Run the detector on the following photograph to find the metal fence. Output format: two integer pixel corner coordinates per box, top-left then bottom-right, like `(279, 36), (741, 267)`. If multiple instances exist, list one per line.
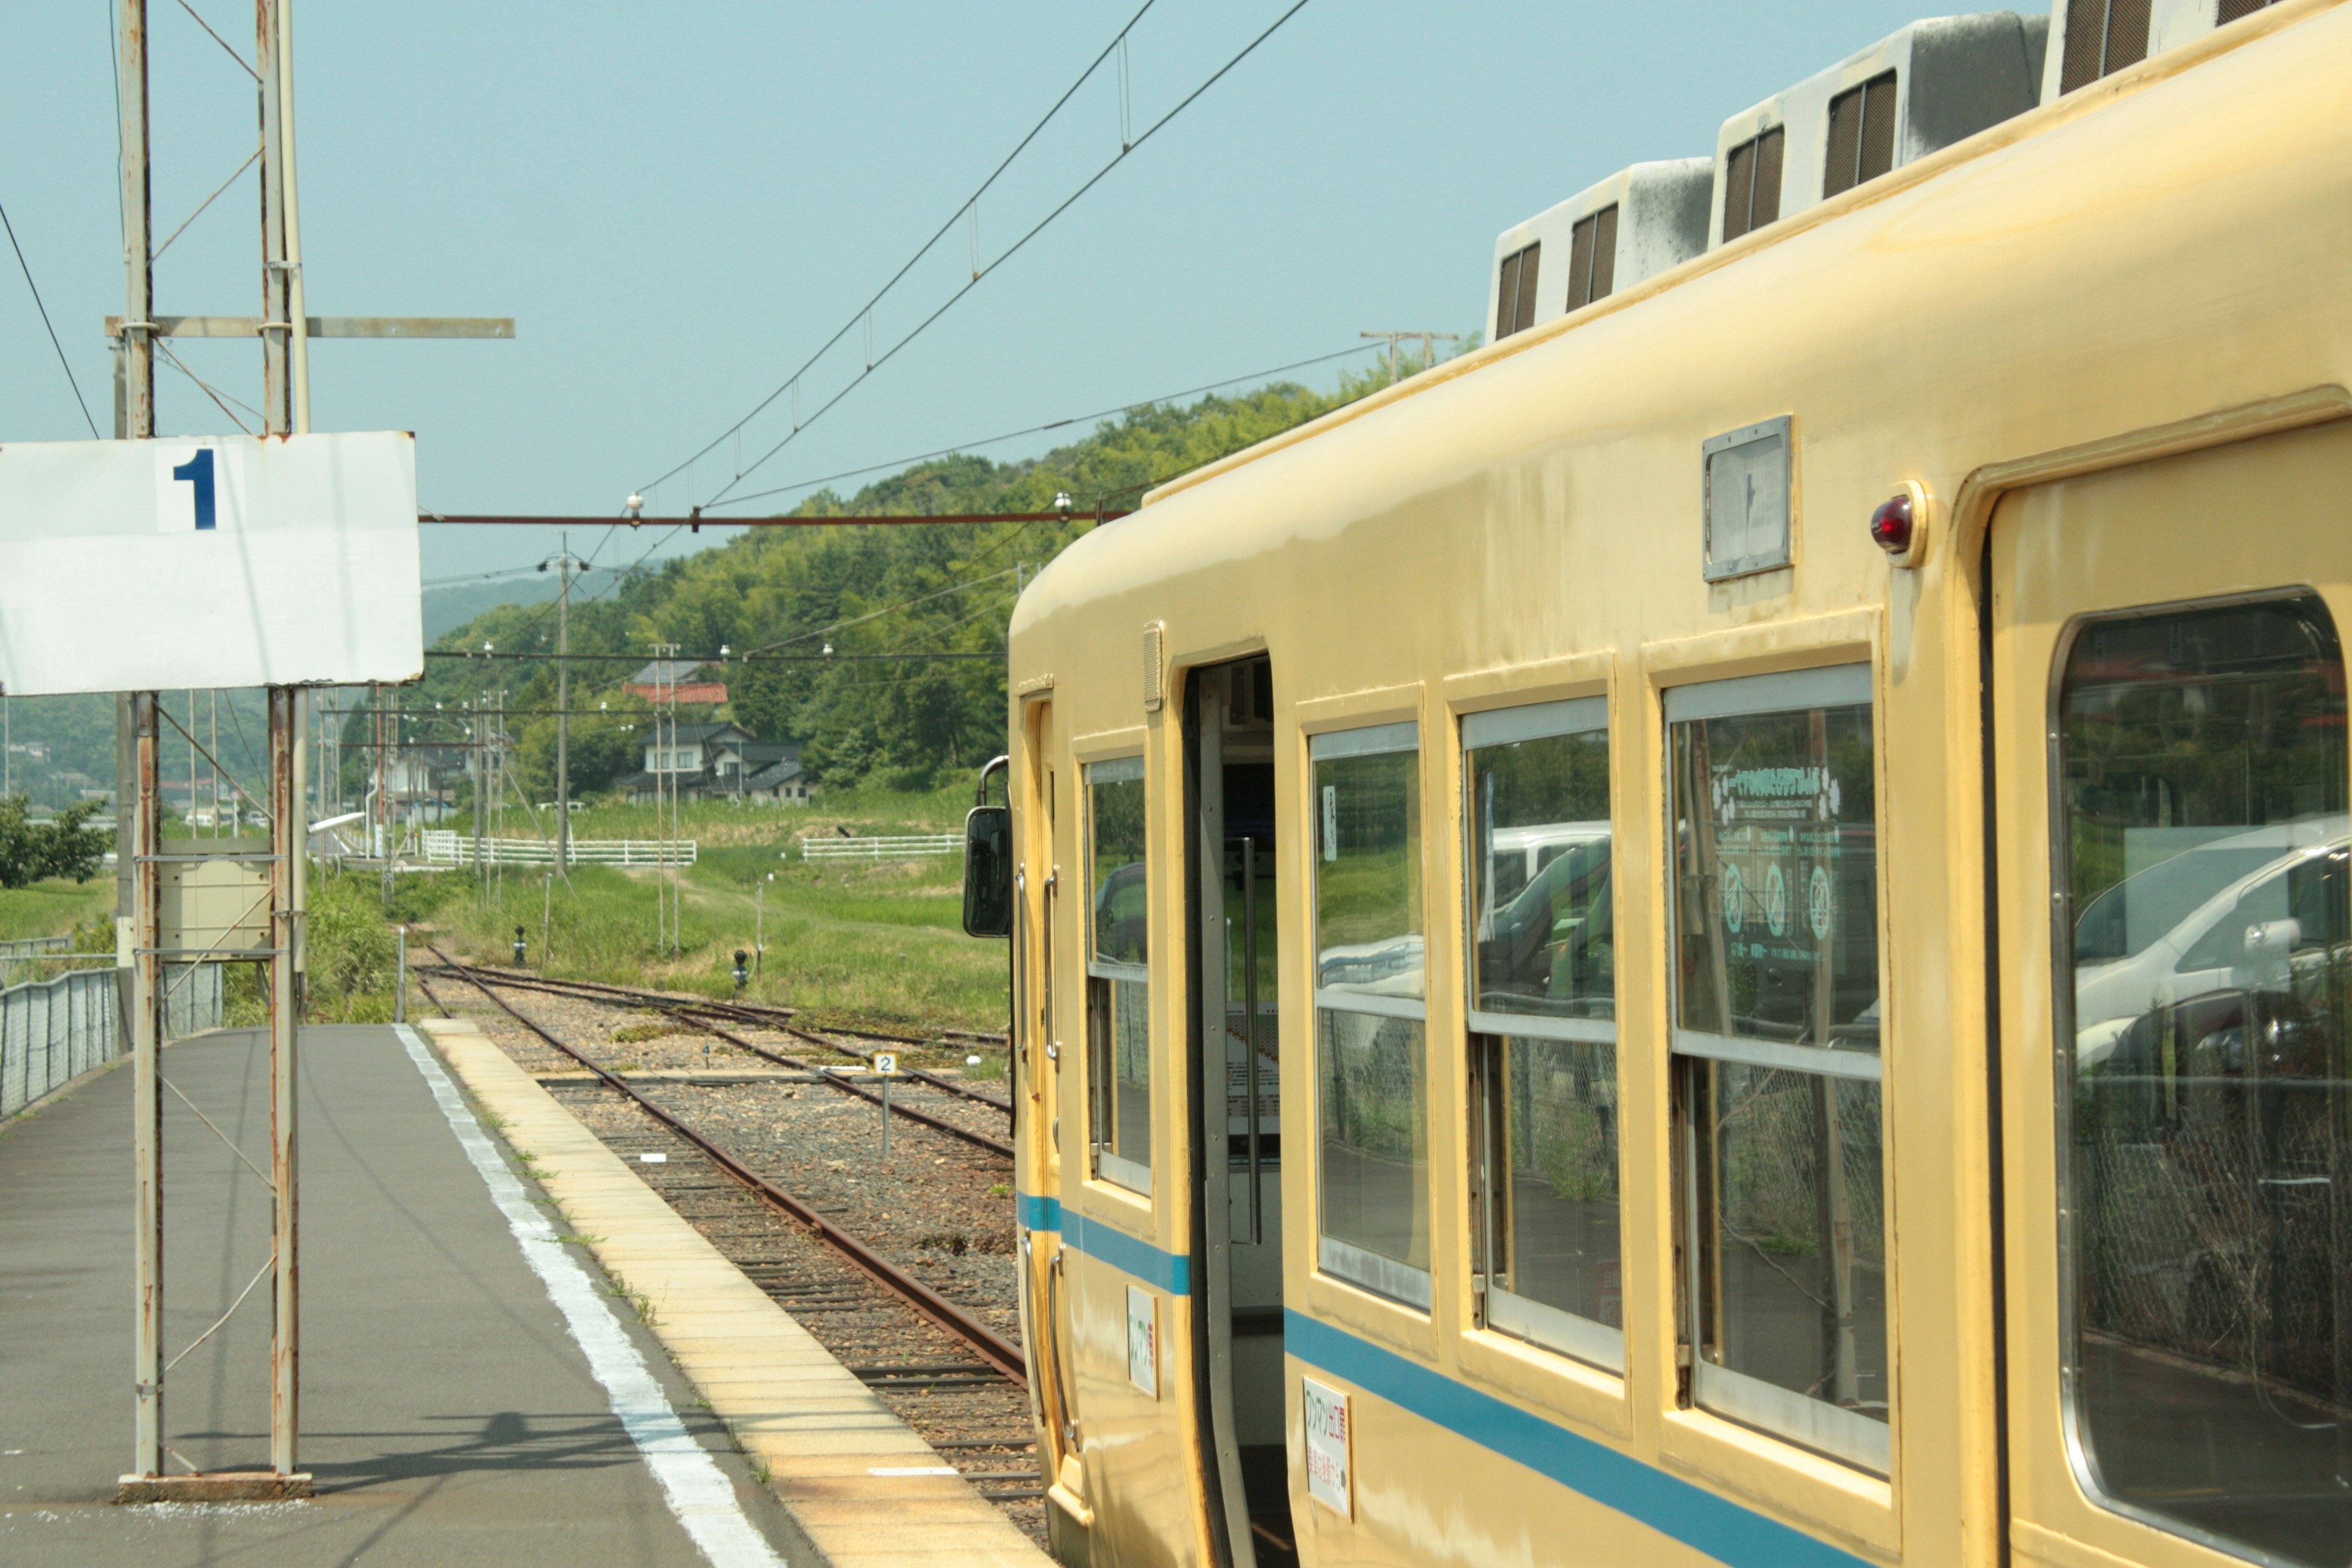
(0, 936), (72, 986)
(800, 834), (962, 862)
(0, 964), (225, 1118)
(419, 831), (697, 867)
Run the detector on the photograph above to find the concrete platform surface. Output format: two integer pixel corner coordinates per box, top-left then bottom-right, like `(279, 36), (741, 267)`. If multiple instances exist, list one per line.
(426, 1017), (1052, 1568)
(0, 1024), (801, 1567)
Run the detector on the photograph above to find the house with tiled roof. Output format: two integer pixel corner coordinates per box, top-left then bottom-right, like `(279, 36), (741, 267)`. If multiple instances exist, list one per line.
(611, 722), (812, 805)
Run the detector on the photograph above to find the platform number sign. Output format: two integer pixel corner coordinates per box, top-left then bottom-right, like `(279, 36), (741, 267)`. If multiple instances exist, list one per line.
(170, 448), (217, 530)
(873, 1052), (899, 1076)
(1302, 1376), (1353, 1517)
(1126, 1286), (1157, 1398)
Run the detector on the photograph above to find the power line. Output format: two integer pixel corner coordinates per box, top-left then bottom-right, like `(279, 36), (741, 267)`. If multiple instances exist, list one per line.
(0, 198), (98, 439)
(639, 0), (1159, 502)
(703, 339), (1381, 512)
(655, 0), (1315, 513)
(703, 0), (1314, 510)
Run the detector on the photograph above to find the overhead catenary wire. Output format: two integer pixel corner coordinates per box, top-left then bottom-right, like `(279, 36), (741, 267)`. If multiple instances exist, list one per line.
(0, 197), (99, 439)
(639, 0), (1161, 501)
(701, 0), (1314, 511)
(650, 1), (1314, 513)
(428, 337), (1376, 594)
(703, 339), (1381, 512)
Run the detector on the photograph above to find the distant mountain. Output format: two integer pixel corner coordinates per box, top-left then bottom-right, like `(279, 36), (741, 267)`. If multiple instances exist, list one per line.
(423, 574), (564, 641)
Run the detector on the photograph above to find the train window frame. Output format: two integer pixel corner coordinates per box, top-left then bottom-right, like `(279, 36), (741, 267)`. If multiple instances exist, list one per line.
(2045, 589), (2352, 1566)
(1084, 752), (1153, 1199)
(1461, 696), (1627, 1374)
(1664, 661), (1894, 1477)
(1310, 719), (1434, 1313)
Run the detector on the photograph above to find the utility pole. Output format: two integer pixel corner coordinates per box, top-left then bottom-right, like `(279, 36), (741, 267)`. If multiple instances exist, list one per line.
(540, 538), (588, 884)
(1360, 330), (1461, 386)
(470, 697), (486, 889)
(650, 642), (682, 958)
(116, 0), (160, 1491)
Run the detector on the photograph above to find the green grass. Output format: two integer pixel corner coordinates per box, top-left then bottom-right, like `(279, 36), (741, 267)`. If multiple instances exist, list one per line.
(0, 877), (115, 943)
(411, 786), (1008, 1035)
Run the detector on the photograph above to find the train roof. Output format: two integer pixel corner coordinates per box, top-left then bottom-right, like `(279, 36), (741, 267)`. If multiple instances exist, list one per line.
(1011, 0), (2352, 653)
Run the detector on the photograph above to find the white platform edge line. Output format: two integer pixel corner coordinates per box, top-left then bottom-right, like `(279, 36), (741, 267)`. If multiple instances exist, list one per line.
(394, 1024), (785, 1568)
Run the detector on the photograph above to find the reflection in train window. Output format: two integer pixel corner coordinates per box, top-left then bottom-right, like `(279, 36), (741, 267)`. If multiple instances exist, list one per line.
(1311, 722), (1430, 1310)
(1668, 665), (1888, 1472)
(1087, 756), (1152, 1196)
(1464, 698), (1624, 1370)
(2056, 593), (2352, 1565)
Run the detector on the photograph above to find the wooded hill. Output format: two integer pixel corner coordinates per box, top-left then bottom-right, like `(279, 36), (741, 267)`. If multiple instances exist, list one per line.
(397, 355), (1453, 799)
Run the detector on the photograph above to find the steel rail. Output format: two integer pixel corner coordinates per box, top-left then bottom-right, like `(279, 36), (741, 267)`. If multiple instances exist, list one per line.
(430, 962), (1011, 1159)
(657, 1008), (1014, 1161)
(423, 944), (1027, 1385)
(664, 1000), (1014, 1118)
(424, 963), (1013, 1117)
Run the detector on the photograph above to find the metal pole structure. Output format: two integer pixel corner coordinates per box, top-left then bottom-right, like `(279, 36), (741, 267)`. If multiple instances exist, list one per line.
(471, 698), (484, 887)
(118, 0), (153, 443)
(128, 693), (162, 1483)
(273, 0), (311, 434)
(117, 0), (162, 1490)
(257, 0), (289, 437)
(267, 687), (302, 1480)
(553, 539), (574, 883)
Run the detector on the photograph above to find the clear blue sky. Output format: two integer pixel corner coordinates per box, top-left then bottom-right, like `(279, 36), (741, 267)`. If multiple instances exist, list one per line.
(0, 2), (1981, 592)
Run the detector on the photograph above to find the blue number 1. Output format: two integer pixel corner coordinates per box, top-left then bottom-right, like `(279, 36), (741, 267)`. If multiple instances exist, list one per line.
(172, 448), (216, 531)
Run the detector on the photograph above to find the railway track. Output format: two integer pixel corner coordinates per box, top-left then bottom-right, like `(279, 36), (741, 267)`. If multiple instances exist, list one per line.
(413, 953), (1047, 1536)
(429, 964), (1015, 1119)
(421, 962), (1014, 1158)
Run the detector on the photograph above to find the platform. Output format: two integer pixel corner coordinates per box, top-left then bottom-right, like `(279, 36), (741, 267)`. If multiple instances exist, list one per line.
(0, 1024), (799, 1566)
(424, 1016), (1050, 1568)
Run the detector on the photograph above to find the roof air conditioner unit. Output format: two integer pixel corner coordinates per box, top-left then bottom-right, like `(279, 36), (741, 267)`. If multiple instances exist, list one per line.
(2043, 0), (2283, 100)
(1709, 12), (2049, 249)
(1487, 159), (1713, 343)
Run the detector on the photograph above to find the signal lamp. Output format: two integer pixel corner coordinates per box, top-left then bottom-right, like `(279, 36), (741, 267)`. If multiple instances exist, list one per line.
(1870, 481), (1932, 568)
(1869, 494), (1912, 553)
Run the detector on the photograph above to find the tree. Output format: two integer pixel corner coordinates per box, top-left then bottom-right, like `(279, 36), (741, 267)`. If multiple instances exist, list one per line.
(0, 795), (108, 888)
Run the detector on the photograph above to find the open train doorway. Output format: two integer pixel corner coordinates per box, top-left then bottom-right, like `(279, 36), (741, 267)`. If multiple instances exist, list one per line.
(1188, 655), (1294, 1568)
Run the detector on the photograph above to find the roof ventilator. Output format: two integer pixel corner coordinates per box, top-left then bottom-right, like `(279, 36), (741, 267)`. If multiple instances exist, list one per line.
(1708, 13), (2049, 249)
(1487, 160), (1713, 340)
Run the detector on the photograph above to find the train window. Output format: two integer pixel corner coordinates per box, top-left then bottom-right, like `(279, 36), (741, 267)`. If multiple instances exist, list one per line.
(1463, 698), (1623, 1371)
(1668, 664), (1888, 1473)
(1822, 70), (1898, 199)
(2054, 594), (2352, 1565)
(1087, 755), (1152, 1196)
(1311, 722), (1430, 1310)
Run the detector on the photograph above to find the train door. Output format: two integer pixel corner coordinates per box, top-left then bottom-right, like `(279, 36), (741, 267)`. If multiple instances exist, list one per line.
(1989, 420), (2352, 1568)
(1188, 656), (1295, 1568)
(1022, 695), (1091, 1551)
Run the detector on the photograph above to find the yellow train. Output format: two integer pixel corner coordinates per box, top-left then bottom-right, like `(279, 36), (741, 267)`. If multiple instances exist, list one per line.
(962, 2), (2352, 1563)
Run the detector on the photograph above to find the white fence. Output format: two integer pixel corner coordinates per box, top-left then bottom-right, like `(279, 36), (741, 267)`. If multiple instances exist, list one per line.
(0, 965), (222, 1117)
(799, 833), (962, 862)
(419, 831), (696, 868)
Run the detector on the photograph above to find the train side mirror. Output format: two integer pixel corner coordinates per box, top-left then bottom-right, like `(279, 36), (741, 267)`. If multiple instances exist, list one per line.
(962, 805), (1014, 938)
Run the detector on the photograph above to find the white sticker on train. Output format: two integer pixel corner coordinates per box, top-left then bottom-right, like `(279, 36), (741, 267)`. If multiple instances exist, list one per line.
(1302, 1375), (1352, 1517)
(1126, 1286), (1157, 1398)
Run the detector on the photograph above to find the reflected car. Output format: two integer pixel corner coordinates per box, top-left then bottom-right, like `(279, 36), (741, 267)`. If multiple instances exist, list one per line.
(2073, 815), (2350, 1071)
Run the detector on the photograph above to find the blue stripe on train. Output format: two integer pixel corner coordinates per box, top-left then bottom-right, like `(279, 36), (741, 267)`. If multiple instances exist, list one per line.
(1014, 1191), (1189, 1294)
(1014, 1193), (1872, 1568)
(1283, 1312), (1874, 1568)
